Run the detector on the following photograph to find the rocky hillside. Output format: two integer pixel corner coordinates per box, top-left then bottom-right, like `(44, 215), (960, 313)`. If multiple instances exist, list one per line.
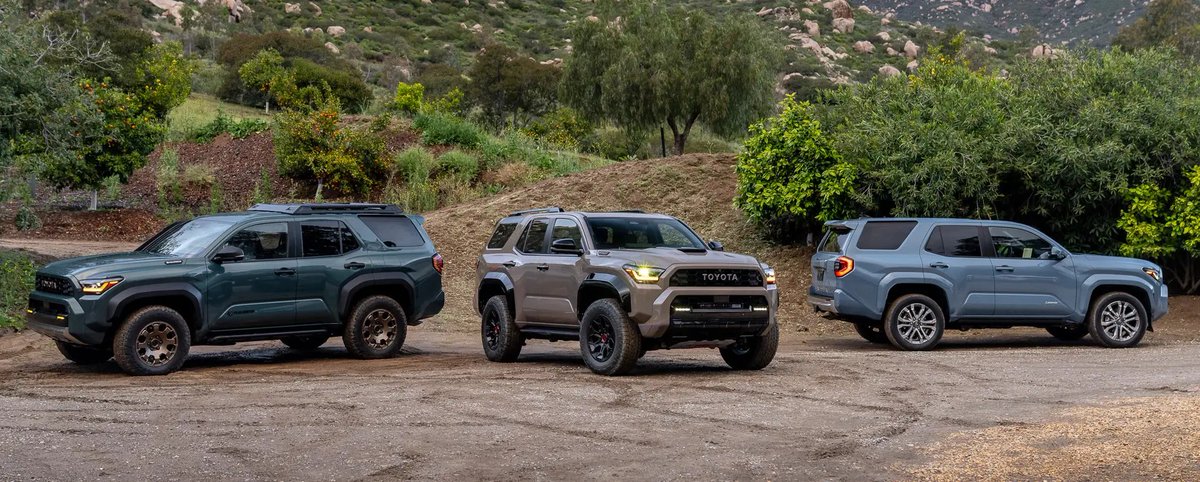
(855, 0), (1148, 45)
(117, 0), (1030, 92)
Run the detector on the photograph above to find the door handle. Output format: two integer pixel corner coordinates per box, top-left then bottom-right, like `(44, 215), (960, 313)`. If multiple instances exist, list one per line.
(536, 264), (549, 271)
(995, 265), (1014, 272)
(344, 262), (366, 270)
(502, 262), (517, 268)
(275, 268), (296, 276)
(929, 262), (949, 269)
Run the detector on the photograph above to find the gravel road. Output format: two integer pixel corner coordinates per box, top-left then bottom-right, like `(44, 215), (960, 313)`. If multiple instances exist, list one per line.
(2, 327), (1198, 481)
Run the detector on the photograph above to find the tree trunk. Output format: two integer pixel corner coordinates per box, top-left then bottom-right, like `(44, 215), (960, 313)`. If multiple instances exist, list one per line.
(314, 179), (324, 201)
(666, 112), (700, 156)
(88, 190), (98, 211)
(265, 98), (270, 115)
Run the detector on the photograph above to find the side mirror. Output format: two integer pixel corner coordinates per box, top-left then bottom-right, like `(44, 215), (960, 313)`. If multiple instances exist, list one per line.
(1048, 247), (1067, 261)
(707, 240), (725, 252)
(212, 245), (245, 264)
(550, 238), (583, 255)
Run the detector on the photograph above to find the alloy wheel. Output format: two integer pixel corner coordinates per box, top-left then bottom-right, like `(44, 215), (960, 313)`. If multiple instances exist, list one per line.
(136, 321), (179, 367)
(483, 309), (501, 350)
(363, 309), (399, 350)
(587, 316), (615, 362)
(896, 303), (937, 345)
(1101, 300), (1141, 342)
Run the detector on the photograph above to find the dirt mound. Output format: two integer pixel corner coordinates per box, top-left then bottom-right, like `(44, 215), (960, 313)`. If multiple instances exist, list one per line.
(422, 153), (830, 333)
(0, 206), (162, 242)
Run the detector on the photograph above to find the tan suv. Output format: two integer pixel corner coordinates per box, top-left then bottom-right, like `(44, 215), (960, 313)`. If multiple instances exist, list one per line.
(474, 207), (779, 375)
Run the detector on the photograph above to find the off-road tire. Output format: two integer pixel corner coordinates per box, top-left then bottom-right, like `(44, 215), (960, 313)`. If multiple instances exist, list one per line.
(112, 306), (191, 376)
(1087, 292), (1148, 348)
(720, 324), (779, 370)
(56, 341), (112, 365)
(343, 296), (407, 359)
(481, 295), (522, 362)
(280, 334), (329, 351)
(853, 321), (889, 344)
(579, 298), (641, 376)
(884, 294), (945, 351)
(1046, 324), (1089, 341)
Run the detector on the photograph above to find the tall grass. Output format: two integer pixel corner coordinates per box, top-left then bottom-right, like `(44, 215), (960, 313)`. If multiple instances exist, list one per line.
(0, 251), (35, 329)
(166, 94), (269, 142)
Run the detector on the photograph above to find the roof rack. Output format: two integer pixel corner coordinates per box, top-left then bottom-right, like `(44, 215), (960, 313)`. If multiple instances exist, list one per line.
(249, 203), (404, 215)
(611, 209), (645, 213)
(508, 207), (565, 216)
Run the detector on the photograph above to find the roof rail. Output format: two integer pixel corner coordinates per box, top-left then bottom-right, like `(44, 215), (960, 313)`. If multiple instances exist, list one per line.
(508, 207), (565, 216)
(611, 209), (646, 213)
(249, 203), (404, 215)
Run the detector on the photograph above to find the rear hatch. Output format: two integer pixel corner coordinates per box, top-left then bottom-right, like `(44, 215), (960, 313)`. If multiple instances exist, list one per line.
(810, 222), (853, 296)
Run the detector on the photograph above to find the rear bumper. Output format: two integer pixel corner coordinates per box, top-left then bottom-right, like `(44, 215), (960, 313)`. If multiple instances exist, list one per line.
(808, 286), (877, 321)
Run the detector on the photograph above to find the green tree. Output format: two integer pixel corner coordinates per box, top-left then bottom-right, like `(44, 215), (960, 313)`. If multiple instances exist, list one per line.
(562, 0), (783, 155)
(735, 96), (858, 242)
(238, 49), (289, 114)
(1119, 166), (1200, 292)
(392, 81), (425, 115)
(274, 95), (387, 198)
(1112, 0), (1200, 51)
(466, 43), (560, 128)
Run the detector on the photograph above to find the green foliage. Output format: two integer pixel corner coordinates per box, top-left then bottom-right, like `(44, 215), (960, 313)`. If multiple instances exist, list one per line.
(413, 111), (486, 148)
(466, 43), (561, 128)
(1113, 0), (1200, 51)
(524, 107), (594, 151)
(252, 166), (275, 204)
(392, 82), (425, 115)
(134, 42), (196, 119)
(209, 181), (224, 214)
(424, 87), (465, 115)
(437, 150), (481, 183)
(735, 96), (857, 241)
(395, 147), (437, 183)
(190, 112), (270, 142)
(562, 0), (783, 154)
(274, 97), (387, 197)
(1119, 166), (1200, 292)
(238, 49), (289, 113)
(156, 148), (182, 209)
(0, 251), (36, 329)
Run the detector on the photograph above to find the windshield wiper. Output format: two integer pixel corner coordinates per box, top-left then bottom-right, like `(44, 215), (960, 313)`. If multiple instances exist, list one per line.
(676, 247), (707, 253)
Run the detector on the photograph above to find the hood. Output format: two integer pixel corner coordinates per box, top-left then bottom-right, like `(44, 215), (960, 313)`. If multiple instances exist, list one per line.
(596, 247), (763, 269)
(1072, 253), (1161, 271)
(39, 251), (170, 279)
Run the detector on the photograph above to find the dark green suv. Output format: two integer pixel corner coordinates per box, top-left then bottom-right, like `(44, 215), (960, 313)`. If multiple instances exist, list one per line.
(25, 203), (445, 375)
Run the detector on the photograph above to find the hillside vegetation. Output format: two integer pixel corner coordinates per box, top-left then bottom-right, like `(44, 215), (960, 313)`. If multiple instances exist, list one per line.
(857, 0), (1148, 45)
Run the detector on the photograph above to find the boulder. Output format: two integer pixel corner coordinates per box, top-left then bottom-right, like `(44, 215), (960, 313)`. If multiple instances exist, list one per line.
(149, 0), (184, 26)
(284, 3), (301, 14)
(853, 40), (874, 53)
(833, 17), (855, 34)
(904, 40), (920, 59)
(1031, 44), (1060, 60)
(308, 2), (321, 16)
(324, 42), (339, 54)
(824, 0), (854, 19)
(327, 25), (346, 37)
(876, 31), (891, 42)
(879, 65), (902, 78)
(804, 20), (820, 37)
(886, 47), (898, 56)
(907, 60), (919, 72)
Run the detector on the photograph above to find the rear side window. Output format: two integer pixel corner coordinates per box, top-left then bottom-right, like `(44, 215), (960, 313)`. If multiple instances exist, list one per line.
(818, 229), (847, 253)
(855, 221), (917, 250)
(926, 225), (982, 257)
(519, 219), (550, 254)
(487, 221), (518, 249)
(359, 216), (424, 248)
(300, 221), (360, 257)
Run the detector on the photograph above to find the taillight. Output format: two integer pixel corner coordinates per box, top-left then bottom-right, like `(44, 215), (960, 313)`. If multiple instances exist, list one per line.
(432, 253), (444, 274)
(834, 256), (854, 277)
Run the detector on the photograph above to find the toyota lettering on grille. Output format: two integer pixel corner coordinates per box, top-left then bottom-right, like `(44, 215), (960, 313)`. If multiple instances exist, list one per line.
(701, 273), (740, 282)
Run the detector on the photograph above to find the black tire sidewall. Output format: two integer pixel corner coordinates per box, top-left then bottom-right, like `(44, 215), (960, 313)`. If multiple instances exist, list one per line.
(112, 306), (191, 376)
(853, 321), (889, 344)
(481, 295), (521, 362)
(720, 323), (780, 370)
(55, 340), (112, 364)
(579, 299), (640, 376)
(1088, 292), (1148, 348)
(1046, 325), (1089, 341)
(884, 294), (945, 351)
(280, 334), (330, 350)
(343, 296), (408, 359)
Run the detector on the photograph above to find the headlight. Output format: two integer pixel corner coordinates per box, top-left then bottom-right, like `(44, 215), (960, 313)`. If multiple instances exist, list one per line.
(623, 264), (664, 284)
(763, 267), (776, 285)
(1143, 267), (1162, 282)
(80, 277), (123, 295)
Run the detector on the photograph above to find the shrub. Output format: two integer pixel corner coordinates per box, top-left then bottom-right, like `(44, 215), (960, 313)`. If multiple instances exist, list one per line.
(183, 164), (216, 188)
(0, 251), (36, 328)
(524, 107), (594, 151)
(413, 111), (485, 148)
(394, 146), (437, 183)
(735, 95), (858, 242)
(437, 150), (480, 182)
(252, 167), (274, 204)
(209, 181), (224, 214)
(424, 87), (464, 115)
(1119, 165), (1200, 293)
(274, 97), (387, 197)
(157, 148), (182, 208)
(392, 81), (425, 115)
(191, 112), (269, 142)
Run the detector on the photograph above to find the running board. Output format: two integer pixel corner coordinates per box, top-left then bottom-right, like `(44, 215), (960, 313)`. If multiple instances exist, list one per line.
(519, 325), (579, 342)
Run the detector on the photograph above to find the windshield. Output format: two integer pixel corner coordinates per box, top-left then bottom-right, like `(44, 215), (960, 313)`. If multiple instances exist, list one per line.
(139, 218), (235, 257)
(586, 217), (706, 250)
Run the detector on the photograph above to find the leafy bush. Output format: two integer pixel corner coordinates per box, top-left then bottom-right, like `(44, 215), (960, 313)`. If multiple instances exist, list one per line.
(191, 112), (269, 142)
(438, 150), (480, 182)
(413, 111), (485, 148)
(1119, 165), (1200, 292)
(424, 87), (465, 115)
(394, 146), (437, 183)
(524, 107), (594, 151)
(156, 148), (182, 208)
(274, 97), (388, 197)
(392, 81), (424, 115)
(0, 251), (36, 329)
(182, 164), (216, 188)
(252, 167), (274, 204)
(735, 95), (858, 242)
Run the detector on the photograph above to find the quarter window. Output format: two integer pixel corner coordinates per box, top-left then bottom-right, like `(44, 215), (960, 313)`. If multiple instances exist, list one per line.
(359, 216), (424, 248)
(487, 221), (518, 249)
(225, 223), (289, 261)
(341, 225), (360, 252)
(818, 229), (847, 253)
(989, 226), (1053, 259)
(856, 221), (917, 250)
(926, 225), (982, 257)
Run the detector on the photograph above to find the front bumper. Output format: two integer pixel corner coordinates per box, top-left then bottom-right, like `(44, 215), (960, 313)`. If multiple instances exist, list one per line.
(632, 285), (778, 340)
(26, 291), (107, 346)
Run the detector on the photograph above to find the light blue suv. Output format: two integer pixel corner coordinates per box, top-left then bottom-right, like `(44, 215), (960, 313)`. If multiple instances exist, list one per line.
(808, 218), (1168, 350)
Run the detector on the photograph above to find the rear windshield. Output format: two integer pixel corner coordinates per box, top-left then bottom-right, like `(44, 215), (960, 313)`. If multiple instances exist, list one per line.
(487, 221), (518, 249)
(818, 228), (848, 253)
(359, 215), (424, 247)
(855, 221), (918, 250)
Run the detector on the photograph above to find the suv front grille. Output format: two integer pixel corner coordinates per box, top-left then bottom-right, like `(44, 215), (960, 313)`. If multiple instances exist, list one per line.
(35, 275), (74, 296)
(669, 269), (763, 287)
